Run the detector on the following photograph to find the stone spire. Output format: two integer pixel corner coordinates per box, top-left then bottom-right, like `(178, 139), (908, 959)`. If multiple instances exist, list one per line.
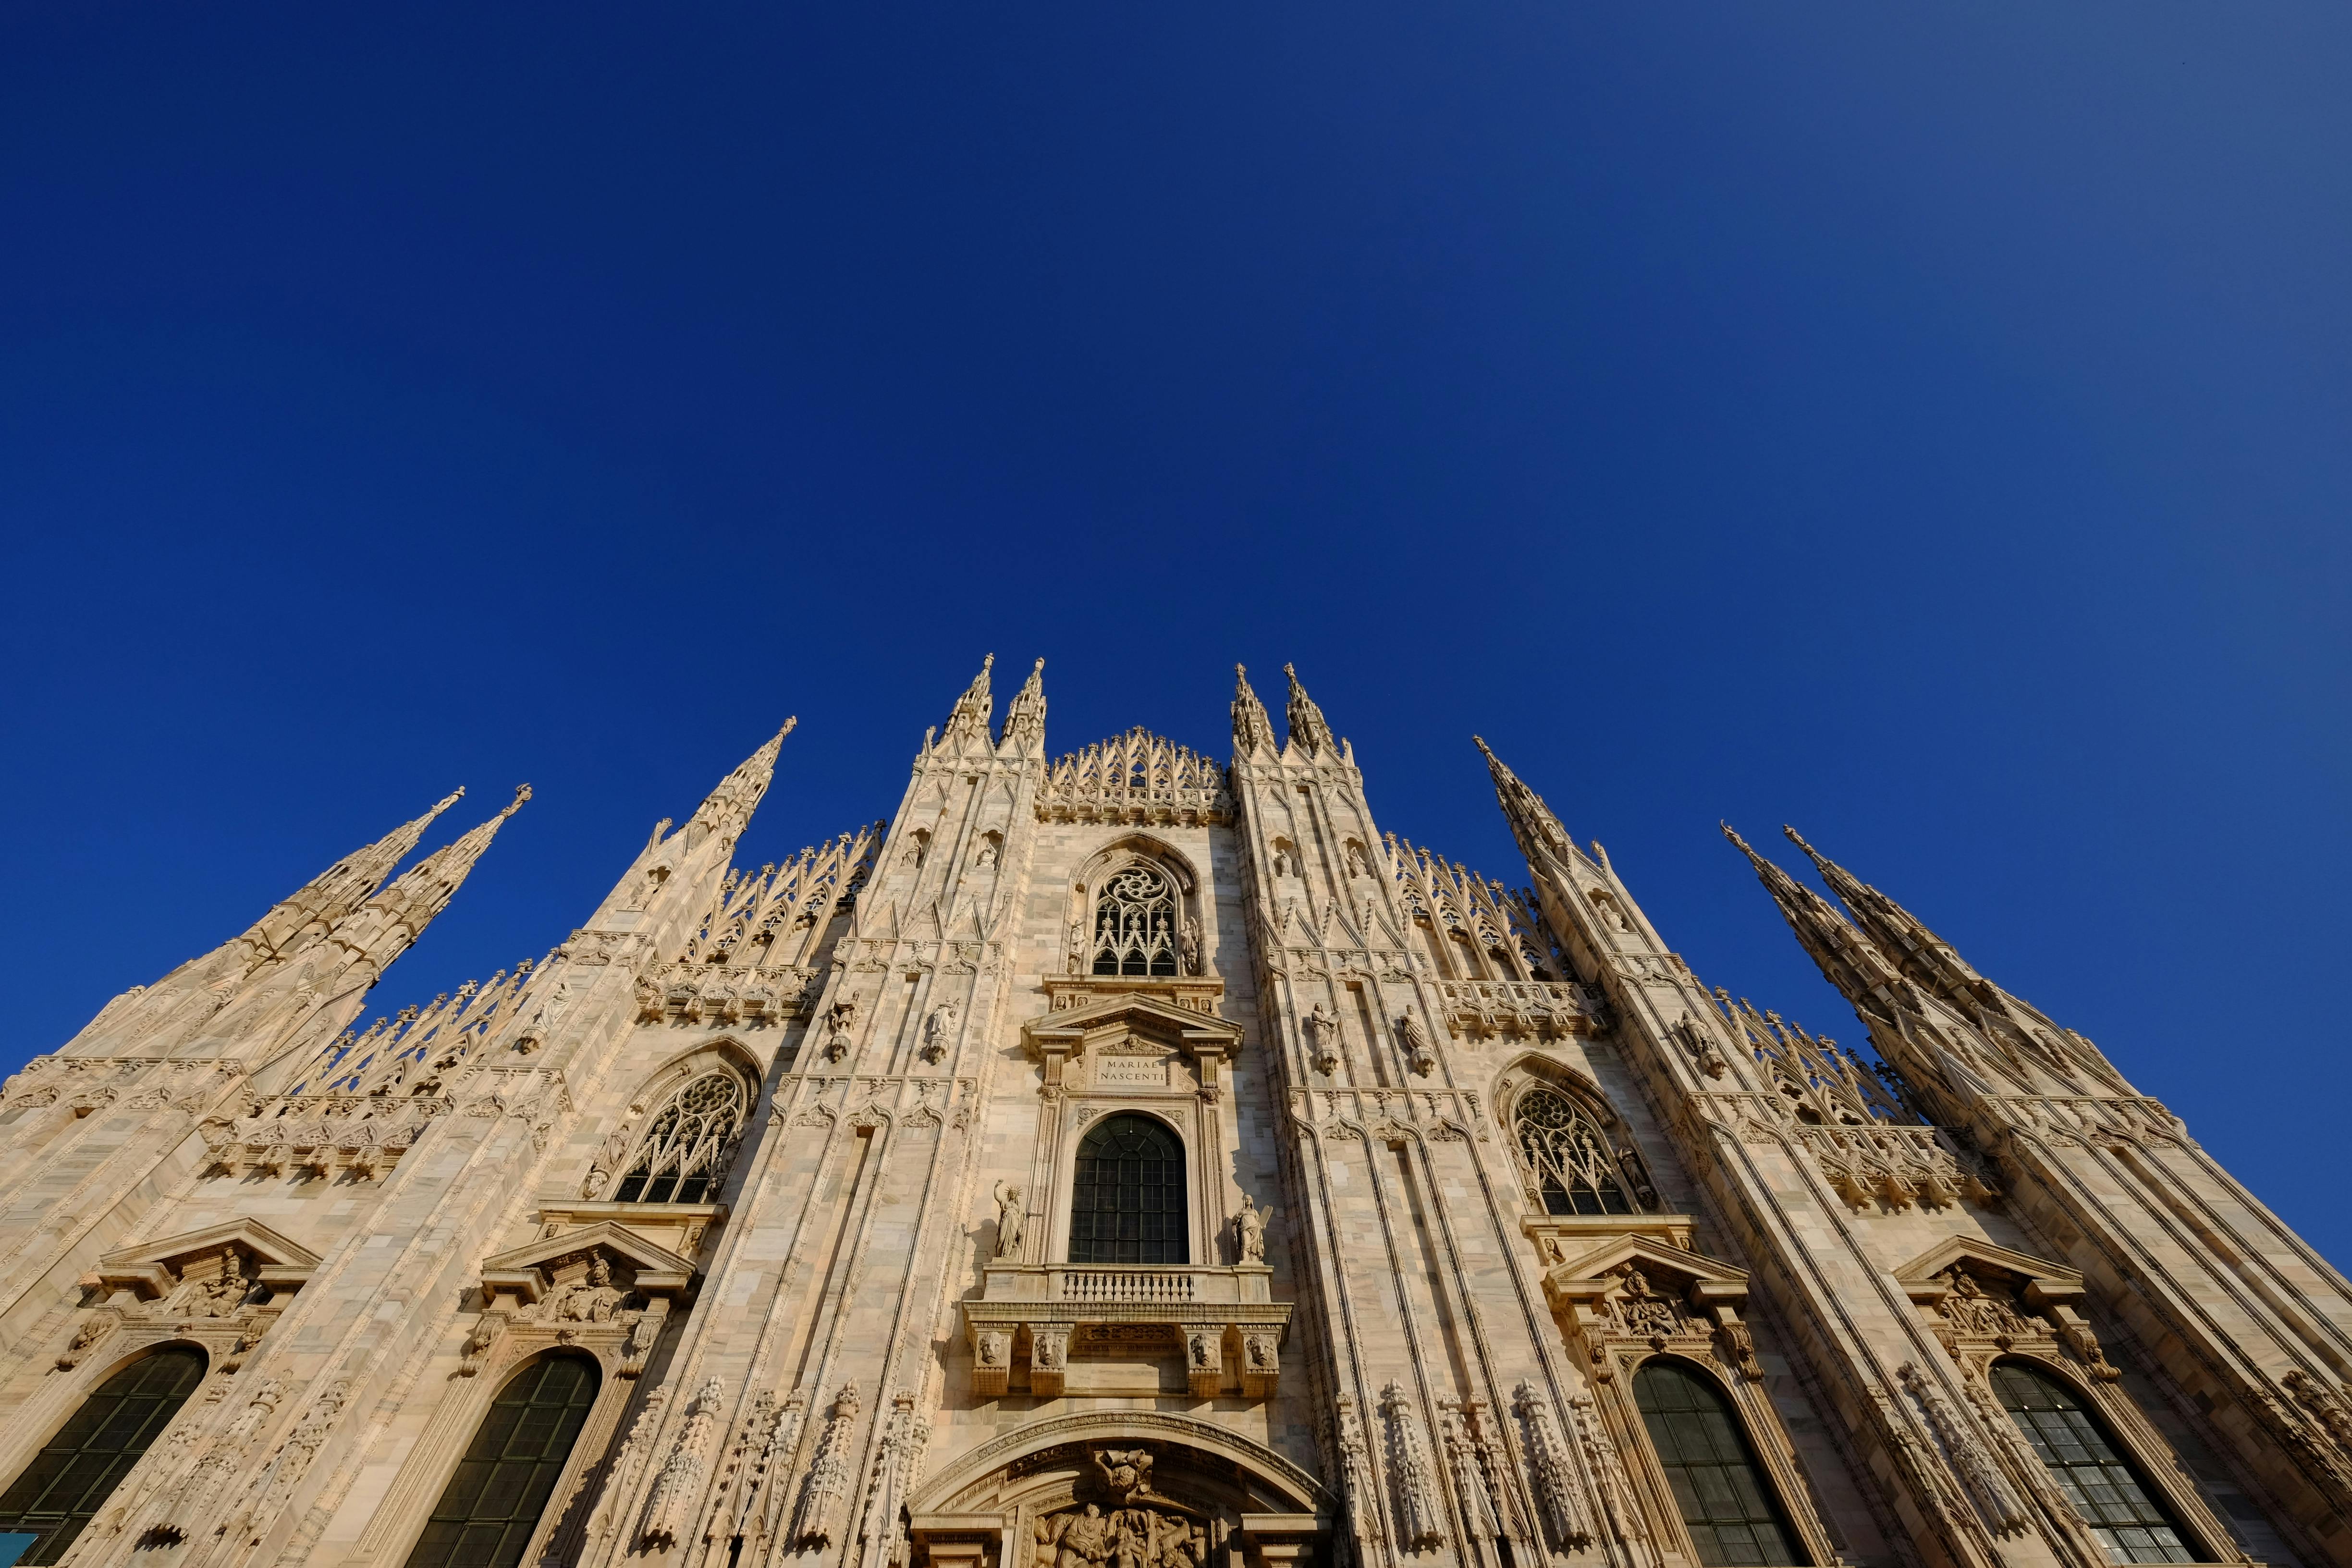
(243, 787), (467, 963)
(999, 658), (1047, 755)
(334, 785), (532, 969)
(938, 654), (996, 751)
(1722, 824), (1909, 1023)
(1282, 662), (1335, 757)
(687, 720), (796, 845)
(1781, 827), (1987, 1009)
(1473, 736), (1578, 866)
(1231, 664), (1276, 757)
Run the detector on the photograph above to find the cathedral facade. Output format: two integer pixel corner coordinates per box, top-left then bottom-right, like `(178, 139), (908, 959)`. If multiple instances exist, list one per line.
(0, 658), (2344, 1568)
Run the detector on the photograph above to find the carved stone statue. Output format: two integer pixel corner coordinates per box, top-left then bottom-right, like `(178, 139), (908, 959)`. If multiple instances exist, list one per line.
(1304, 1004), (1340, 1074)
(821, 997), (858, 1062)
(1272, 846), (1295, 878)
(1178, 917), (1201, 976)
(1346, 841), (1368, 878)
(1091, 1446), (1154, 1504)
(1397, 1012), (1437, 1077)
(992, 1181), (1026, 1259)
(1234, 1200), (1268, 1263)
(922, 1002), (958, 1063)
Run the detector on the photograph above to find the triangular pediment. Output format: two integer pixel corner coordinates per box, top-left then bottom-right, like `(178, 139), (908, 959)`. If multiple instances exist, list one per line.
(479, 1220), (695, 1300)
(1552, 1234), (1752, 1294)
(1024, 991), (1245, 1060)
(1893, 1237), (2081, 1294)
(93, 1219), (322, 1299)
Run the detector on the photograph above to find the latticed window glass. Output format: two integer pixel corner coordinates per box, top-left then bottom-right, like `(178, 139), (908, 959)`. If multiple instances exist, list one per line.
(403, 1354), (600, 1568)
(0, 1346), (206, 1565)
(1513, 1087), (1639, 1215)
(1069, 1113), (1188, 1264)
(1991, 1362), (2194, 1564)
(1090, 864), (1178, 977)
(613, 1070), (748, 1204)
(1633, 1359), (1805, 1568)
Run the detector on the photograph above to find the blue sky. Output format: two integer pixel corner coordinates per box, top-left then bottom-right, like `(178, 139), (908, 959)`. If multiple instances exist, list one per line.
(2, 5), (2345, 1253)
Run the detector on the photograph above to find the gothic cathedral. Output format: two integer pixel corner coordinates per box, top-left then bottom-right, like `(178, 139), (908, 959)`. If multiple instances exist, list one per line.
(0, 659), (2343, 1568)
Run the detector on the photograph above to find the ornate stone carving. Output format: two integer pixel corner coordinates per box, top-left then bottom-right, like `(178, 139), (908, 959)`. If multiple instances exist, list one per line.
(1512, 1382), (1594, 1550)
(789, 1382), (861, 1549)
(1378, 1382), (1447, 1550)
(1303, 1004), (1340, 1075)
(993, 1181), (1027, 1260)
(1568, 1394), (1647, 1546)
(641, 1375), (726, 1551)
(922, 1002), (959, 1063)
(1899, 1362), (2031, 1537)
(1233, 1200), (1268, 1263)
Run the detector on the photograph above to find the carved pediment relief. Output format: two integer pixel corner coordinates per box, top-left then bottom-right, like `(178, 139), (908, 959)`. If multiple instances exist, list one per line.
(477, 1220), (694, 1310)
(1891, 1238), (2117, 1380)
(1542, 1232), (1763, 1382)
(90, 1219), (321, 1306)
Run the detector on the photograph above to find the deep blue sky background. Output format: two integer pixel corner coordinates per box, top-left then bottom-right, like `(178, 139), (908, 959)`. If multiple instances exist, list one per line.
(3, 6), (2345, 1252)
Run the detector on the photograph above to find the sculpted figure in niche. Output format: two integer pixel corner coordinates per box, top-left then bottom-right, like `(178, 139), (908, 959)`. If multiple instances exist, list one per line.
(821, 997), (859, 1061)
(1271, 845), (1295, 879)
(1346, 841), (1368, 879)
(545, 1256), (628, 1323)
(1234, 1200), (1268, 1263)
(1178, 917), (1201, 976)
(1303, 1004), (1340, 1074)
(1614, 1268), (1684, 1338)
(922, 1002), (958, 1063)
(1397, 1012), (1437, 1077)
(977, 838), (999, 868)
(992, 1181), (1027, 1259)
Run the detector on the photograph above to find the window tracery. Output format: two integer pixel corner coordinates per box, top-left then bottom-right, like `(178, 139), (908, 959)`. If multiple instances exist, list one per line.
(611, 1069), (749, 1205)
(1512, 1087), (1643, 1216)
(1090, 864), (1180, 979)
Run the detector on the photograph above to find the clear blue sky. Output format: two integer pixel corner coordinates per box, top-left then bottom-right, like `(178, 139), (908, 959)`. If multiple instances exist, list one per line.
(2, 6), (2345, 1253)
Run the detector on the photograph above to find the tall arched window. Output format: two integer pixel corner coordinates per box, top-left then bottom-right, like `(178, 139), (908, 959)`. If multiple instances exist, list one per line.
(1513, 1087), (1639, 1215)
(0, 1345), (206, 1564)
(613, 1069), (748, 1204)
(1990, 1361), (2194, 1565)
(1632, 1359), (1804, 1568)
(404, 1353), (600, 1568)
(1090, 864), (1178, 977)
(1069, 1113), (1188, 1264)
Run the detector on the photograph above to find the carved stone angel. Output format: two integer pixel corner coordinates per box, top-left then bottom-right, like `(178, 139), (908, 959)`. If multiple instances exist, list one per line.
(992, 1181), (1027, 1259)
(1303, 1004), (1340, 1075)
(1234, 1200), (1268, 1263)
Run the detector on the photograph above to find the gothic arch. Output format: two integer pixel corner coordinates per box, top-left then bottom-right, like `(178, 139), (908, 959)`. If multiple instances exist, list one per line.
(1625, 1353), (1811, 1568)
(1067, 836), (1202, 980)
(586, 1041), (760, 1205)
(1491, 1055), (1657, 1215)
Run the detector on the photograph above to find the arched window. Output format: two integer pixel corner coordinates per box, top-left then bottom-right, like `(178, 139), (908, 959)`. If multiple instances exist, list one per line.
(1090, 863), (1179, 977)
(404, 1353), (600, 1568)
(1990, 1361), (2194, 1565)
(0, 1345), (206, 1564)
(1632, 1359), (1804, 1568)
(613, 1069), (748, 1204)
(1069, 1113), (1188, 1264)
(1513, 1087), (1639, 1215)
